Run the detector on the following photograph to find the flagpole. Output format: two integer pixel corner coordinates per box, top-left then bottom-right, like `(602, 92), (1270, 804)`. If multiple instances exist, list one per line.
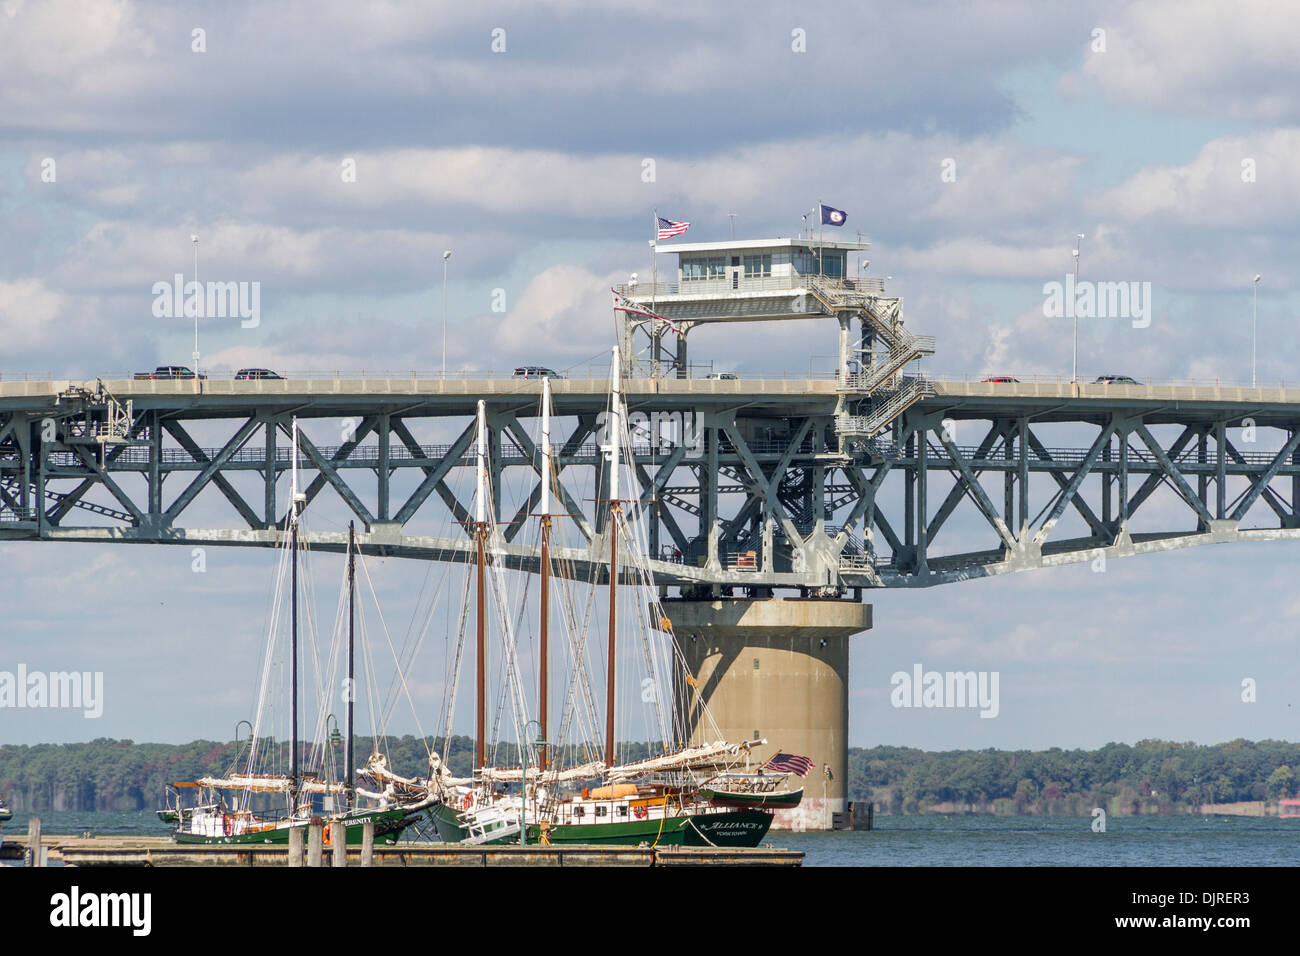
(817, 201), (823, 276)
(651, 209), (659, 377)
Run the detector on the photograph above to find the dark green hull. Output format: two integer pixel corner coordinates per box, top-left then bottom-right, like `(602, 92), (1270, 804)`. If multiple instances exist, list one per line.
(172, 806), (417, 846)
(429, 802), (772, 847)
(698, 786), (804, 810)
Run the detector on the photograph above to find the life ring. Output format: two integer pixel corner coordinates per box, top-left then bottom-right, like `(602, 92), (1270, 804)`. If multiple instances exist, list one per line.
(633, 805), (648, 820)
(465, 793), (474, 810)
(222, 814), (232, 836)
(322, 824), (332, 846)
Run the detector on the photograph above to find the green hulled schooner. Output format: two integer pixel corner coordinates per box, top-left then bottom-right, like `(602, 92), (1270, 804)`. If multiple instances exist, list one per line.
(399, 350), (803, 847)
(161, 422), (435, 846)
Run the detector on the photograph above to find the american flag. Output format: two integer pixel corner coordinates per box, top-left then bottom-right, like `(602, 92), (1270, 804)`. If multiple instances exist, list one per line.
(763, 753), (815, 777)
(656, 217), (690, 241)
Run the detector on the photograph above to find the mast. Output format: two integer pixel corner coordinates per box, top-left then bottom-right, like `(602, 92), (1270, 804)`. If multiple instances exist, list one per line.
(605, 347), (621, 768)
(290, 418), (301, 809)
(475, 400), (488, 772)
(539, 377), (552, 771)
(346, 521), (355, 803)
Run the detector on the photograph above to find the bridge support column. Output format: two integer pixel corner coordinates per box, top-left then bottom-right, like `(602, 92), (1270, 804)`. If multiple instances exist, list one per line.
(661, 597), (871, 831)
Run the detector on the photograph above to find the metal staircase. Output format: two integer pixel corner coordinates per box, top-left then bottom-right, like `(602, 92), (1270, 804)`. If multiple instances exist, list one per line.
(835, 376), (936, 439)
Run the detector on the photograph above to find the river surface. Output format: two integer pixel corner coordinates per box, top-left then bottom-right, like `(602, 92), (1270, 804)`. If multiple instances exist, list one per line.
(4, 810), (1298, 866)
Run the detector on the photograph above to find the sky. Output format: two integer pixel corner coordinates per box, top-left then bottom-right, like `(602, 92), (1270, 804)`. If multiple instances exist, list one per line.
(2, 0), (1300, 751)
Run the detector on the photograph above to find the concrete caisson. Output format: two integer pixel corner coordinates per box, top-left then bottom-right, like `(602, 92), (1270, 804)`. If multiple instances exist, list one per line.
(659, 597), (871, 830)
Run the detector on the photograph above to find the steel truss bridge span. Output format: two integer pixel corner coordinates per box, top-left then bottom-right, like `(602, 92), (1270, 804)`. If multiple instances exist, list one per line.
(3, 377), (1300, 592)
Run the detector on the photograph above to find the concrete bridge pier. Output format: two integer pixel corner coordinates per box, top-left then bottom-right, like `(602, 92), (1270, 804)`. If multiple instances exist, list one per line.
(660, 597), (872, 831)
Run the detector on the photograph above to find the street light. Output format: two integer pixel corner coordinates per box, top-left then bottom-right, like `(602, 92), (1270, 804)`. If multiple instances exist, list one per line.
(442, 250), (452, 378)
(1071, 234), (1084, 384)
(1253, 274), (1262, 387)
(191, 234), (200, 376)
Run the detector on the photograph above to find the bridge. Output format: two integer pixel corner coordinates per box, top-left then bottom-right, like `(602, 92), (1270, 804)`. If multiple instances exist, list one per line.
(5, 234), (1296, 828)
(2, 374), (1296, 593)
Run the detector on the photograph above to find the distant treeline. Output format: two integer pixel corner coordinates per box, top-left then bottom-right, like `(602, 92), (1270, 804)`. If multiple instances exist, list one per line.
(848, 739), (1300, 815)
(1, 737), (1297, 814)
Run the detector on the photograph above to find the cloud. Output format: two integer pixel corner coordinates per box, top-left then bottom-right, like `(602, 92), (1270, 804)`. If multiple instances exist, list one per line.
(0, 278), (67, 351)
(1069, 0), (1300, 122)
(1090, 128), (1300, 232)
(491, 264), (620, 364)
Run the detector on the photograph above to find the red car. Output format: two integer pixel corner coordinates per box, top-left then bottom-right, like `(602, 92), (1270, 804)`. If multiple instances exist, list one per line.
(981, 375), (1020, 383)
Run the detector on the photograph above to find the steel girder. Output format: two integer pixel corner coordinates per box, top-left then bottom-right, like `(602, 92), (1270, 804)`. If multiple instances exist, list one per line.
(5, 388), (1300, 591)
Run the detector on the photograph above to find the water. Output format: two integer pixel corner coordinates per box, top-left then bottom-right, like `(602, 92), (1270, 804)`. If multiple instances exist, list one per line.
(5, 810), (1299, 866)
(779, 814), (1300, 866)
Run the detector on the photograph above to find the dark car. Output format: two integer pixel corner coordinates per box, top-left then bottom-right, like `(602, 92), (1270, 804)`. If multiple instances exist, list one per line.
(512, 367), (563, 379)
(1093, 375), (1141, 385)
(981, 376), (1020, 383)
(234, 368), (283, 380)
(133, 366), (207, 380)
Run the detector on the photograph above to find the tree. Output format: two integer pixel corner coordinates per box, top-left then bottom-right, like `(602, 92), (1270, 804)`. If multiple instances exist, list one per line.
(1266, 765), (1296, 802)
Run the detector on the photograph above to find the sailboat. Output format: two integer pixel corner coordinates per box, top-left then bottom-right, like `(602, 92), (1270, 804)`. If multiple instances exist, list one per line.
(423, 350), (805, 847)
(160, 421), (436, 846)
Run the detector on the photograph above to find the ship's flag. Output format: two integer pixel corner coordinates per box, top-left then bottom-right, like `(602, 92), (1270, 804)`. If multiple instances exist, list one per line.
(763, 753), (815, 777)
(820, 204), (847, 227)
(657, 217), (690, 240)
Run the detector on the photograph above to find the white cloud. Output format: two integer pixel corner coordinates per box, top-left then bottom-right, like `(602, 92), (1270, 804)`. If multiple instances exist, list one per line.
(0, 279), (66, 350)
(1070, 0), (1300, 121)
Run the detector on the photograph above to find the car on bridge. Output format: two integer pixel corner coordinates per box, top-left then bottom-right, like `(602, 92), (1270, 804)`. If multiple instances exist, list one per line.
(234, 368), (283, 380)
(706, 372), (738, 380)
(980, 375), (1020, 383)
(512, 367), (564, 379)
(1093, 374), (1141, 385)
(134, 366), (207, 380)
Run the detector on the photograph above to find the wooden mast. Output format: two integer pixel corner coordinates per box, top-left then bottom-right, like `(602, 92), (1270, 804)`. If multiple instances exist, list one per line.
(605, 347), (621, 769)
(475, 400), (488, 773)
(539, 376), (552, 771)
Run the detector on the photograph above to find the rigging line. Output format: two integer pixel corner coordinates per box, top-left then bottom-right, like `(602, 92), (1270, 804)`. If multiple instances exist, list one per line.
(376, 535), (456, 723)
(357, 548), (431, 751)
(553, 564), (602, 766)
(245, 512), (294, 811)
(308, 546), (350, 778)
(358, 588), (381, 762)
(484, 507), (533, 761)
(440, 560), (474, 761)
(371, 554), (445, 733)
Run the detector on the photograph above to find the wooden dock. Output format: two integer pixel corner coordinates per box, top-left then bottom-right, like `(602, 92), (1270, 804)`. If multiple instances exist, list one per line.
(2, 832), (801, 867)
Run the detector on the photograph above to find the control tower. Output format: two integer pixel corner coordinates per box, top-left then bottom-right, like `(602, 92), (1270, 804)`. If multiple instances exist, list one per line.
(621, 232), (934, 827)
(615, 235), (935, 453)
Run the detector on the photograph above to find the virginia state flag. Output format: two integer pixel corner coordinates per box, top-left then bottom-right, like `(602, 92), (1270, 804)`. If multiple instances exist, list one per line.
(820, 204), (847, 226)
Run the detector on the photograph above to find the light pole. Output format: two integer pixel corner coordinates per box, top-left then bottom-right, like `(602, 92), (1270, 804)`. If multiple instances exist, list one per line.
(1071, 233), (1084, 384)
(191, 234), (200, 375)
(442, 250), (452, 377)
(1253, 274), (1261, 387)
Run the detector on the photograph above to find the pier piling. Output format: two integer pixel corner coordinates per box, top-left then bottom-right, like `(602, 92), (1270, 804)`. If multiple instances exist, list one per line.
(331, 821), (346, 867)
(307, 822), (323, 867)
(361, 821), (374, 867)
(288, 826), (304, 867)
(25, 818), (42, 867)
